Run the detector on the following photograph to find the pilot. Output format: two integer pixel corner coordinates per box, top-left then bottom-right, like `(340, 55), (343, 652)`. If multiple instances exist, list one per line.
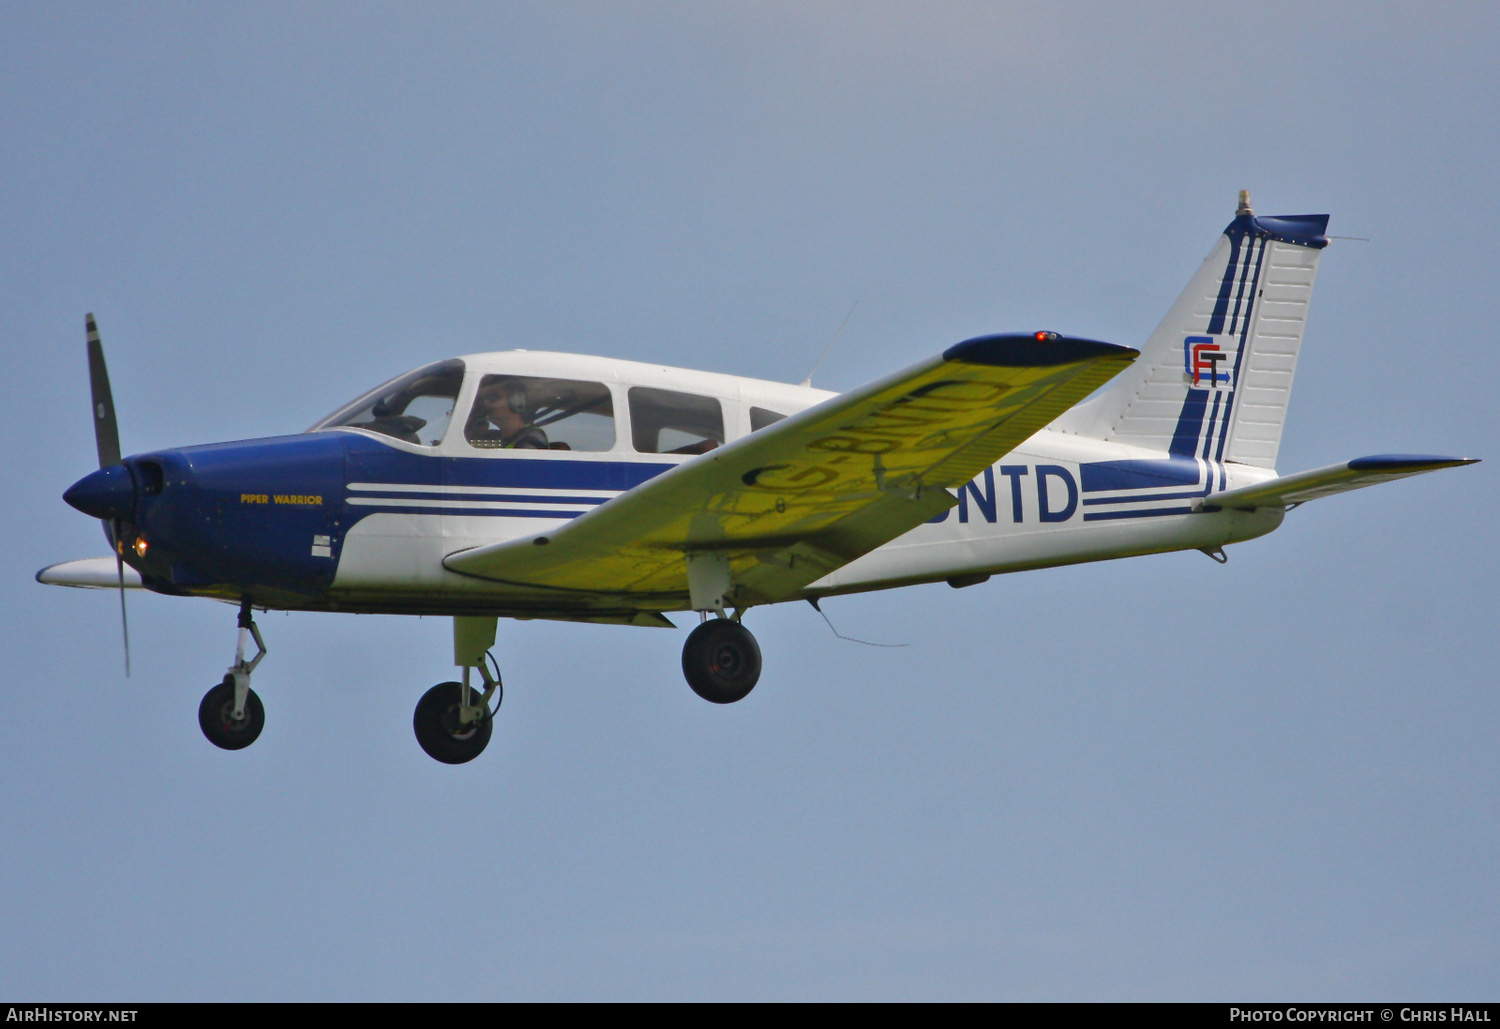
(468, 380), (548, 449)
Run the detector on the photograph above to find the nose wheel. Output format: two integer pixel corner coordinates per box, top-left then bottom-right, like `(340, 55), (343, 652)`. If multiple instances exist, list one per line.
(199, 676), (265, 750)
(199, 600), (268, 751)
(682, 617), (761, 704)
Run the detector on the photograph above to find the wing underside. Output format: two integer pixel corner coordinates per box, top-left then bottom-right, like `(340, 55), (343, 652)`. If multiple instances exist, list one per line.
(442, 333), (1138, 609)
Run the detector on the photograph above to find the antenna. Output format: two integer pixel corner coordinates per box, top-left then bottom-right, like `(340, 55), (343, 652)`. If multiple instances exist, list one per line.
(800, 300), (858, 388)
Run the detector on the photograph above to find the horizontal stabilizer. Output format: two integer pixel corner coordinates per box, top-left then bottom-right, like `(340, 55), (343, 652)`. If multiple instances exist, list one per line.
(36, 557), (145, 589)
(1203, 455), (1478, 511)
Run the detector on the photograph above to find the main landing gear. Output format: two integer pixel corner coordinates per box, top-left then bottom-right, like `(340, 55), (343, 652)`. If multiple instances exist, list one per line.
(199, 600), (267, 751)
(680, 552), (762, 704)
(413, 670), (499, 765)
(682, 615), (762, 704)
(413, 615), (501, 765)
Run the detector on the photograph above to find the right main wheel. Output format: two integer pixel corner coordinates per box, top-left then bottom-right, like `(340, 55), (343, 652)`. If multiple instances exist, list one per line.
(413, 681), (494, 764)
(681, 619), (762, 704)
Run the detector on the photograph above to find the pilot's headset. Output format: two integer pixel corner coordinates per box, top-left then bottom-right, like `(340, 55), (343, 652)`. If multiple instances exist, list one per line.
(480, 379), (527, 418)
(504, 381), (528, 419)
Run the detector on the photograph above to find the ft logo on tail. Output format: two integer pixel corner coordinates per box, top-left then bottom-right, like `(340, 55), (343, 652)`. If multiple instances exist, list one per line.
(1184, 335), (1234, 388)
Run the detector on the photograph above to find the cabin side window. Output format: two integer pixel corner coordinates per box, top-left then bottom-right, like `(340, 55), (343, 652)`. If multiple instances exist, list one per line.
(464, 375), (615, 452)
(308, 359), (465, 447)
(628, 387), (724, 455)
(749, 407), (788, 433)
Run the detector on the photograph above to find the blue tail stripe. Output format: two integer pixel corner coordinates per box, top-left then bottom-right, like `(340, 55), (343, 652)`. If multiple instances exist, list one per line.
(1227, 233), (1259, 336)
(1207, 231), (1244, 336)
(1169, 390), (1211, 457)
(1214, 237), (1268, 464)
(1200, 392), (1223, 460)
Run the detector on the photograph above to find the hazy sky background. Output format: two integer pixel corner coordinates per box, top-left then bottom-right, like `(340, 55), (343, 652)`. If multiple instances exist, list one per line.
(3, 2), (1496, 1000)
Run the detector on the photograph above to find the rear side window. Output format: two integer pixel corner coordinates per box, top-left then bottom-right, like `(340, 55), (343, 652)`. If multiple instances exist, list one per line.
(749, 407), (787, 432)
(628, 388), (724, 455)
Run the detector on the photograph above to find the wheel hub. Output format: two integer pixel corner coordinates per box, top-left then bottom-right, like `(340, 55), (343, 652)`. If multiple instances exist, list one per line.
(217, 700), (252, 732)
(711, 643), (744, 677)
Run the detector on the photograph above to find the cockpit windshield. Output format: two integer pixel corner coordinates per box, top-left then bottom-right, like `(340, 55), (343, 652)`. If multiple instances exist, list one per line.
(307, 359), (465, 447)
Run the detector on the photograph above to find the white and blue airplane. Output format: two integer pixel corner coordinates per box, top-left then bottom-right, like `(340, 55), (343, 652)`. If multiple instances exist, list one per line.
(39, 194), (1476, 763)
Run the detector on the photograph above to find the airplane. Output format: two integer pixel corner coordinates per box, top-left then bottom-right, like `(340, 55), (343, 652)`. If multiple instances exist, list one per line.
(38, 192), (1477, 764)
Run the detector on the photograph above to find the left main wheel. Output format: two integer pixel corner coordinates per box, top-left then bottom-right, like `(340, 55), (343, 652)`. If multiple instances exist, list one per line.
(199, 676), (265, 751)
(413, 681), (494, 765)
(682, 618), (762, 704)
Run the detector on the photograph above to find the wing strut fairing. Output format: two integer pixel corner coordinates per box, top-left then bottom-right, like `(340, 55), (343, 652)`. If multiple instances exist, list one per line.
(442, 333), (1138, 608)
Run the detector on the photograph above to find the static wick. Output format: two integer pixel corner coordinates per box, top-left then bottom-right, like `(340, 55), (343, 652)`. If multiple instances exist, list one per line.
(807, 598), (909, 649)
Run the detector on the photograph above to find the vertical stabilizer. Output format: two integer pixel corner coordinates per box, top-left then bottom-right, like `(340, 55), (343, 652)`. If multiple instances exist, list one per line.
(1060, 196), (1329, 469)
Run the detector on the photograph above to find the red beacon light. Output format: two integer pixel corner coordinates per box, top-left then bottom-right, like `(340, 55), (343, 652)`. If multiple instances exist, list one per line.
(1034, 330), (1059, 342)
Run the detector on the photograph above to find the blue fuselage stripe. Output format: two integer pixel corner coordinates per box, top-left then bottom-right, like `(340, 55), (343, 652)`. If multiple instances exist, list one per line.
(1082, 506), (1195, 521)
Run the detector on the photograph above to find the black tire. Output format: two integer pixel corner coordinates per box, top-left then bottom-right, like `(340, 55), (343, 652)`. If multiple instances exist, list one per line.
(198, 676), (265, 751)
(413, 681), (494, 765)
(682, 619), (762, 704)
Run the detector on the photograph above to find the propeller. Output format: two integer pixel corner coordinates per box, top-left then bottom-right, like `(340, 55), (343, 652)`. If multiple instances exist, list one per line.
(85, 313), (130, 676)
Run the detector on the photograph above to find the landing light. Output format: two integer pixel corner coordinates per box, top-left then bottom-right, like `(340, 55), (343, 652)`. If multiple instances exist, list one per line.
(134, 536), (149, 559)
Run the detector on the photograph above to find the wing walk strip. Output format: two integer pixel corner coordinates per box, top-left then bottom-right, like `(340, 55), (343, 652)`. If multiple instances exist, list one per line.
(441, 334), (1139, 607)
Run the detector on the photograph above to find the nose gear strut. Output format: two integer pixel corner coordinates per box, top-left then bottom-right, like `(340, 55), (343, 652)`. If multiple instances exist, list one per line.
(198, 599), (268, 751)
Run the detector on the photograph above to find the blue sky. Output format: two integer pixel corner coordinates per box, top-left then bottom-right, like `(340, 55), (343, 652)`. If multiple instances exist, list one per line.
(2, 2), (1496, 1000)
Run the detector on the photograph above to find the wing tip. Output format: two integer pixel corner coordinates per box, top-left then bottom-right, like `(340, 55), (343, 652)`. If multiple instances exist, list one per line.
(944, 332), (1137, 368)
(1347, 455), (1480, 473)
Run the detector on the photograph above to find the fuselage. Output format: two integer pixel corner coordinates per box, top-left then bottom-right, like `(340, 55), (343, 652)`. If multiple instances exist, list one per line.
(71, 349), (1285, 619)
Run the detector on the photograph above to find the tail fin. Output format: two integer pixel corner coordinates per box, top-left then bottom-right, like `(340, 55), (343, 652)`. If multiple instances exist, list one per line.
(1060, 193), (1329, 469)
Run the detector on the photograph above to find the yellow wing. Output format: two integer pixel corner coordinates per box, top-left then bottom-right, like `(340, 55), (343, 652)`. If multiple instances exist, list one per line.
(443, 333), (1137, 609)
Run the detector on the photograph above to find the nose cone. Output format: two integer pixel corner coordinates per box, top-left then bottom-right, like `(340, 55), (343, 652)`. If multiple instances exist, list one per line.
(64, 464), (135, 521)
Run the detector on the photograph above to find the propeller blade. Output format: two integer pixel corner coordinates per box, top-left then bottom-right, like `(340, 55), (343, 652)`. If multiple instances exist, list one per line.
(86, 313), (121, 469)
(112, 518), (132, 677)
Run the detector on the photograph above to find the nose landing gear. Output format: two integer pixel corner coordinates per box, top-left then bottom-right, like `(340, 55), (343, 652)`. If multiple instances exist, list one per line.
(199, 600), (267, 751)
(199, 676), (265, 750)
